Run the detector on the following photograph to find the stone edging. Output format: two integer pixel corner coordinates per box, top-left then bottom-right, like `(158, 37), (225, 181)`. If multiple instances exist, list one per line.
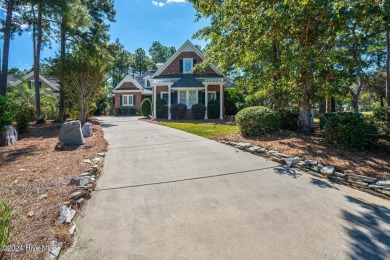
(48, 152), (106, 259)
(219, 140), (390, 199)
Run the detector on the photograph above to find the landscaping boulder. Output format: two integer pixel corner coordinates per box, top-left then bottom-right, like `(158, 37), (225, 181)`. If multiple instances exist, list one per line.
(320, 166), (335, 176)
(59, 121), (84, 146)
(82, 122), (93, 137)
(0, 125), (18, 146)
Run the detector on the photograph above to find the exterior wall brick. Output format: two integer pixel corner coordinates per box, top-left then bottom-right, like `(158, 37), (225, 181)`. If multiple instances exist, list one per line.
(114, 92), (143, 110)
(117, 82), (138, 90)
(156, 86), (168, 94)
(207, 85), (221, 92)
(160, 52), (216, 76)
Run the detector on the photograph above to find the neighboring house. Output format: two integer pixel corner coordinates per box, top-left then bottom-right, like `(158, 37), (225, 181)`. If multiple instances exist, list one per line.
(8, 71), (60, 96)
(112, 71), (154, 110)
(113, 40), (231, 119)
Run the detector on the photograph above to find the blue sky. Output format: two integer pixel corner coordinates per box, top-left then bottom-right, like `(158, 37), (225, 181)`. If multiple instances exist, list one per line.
(7, 0), (208, 70)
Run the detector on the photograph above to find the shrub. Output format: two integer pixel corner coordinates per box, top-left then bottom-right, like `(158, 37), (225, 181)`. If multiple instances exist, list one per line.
(0, 201), (13, 259)
(170, 103), (187, 119)
(15, 106), (31, 134)
(140, 98), (152, 117)
(114, 108), (122, 116)
(277, 110), (299, 131)
(156, 99), (168, 119)
(0, 96), (14, 132)
(208, 100), (220, 119)
(320, 112), (364, 130)
(128, 108), (136, 115)
(323, 113), (378, 150)
(236, 106), (281, 136)
(372, 107), (390, 135)
(121, 107), (128, 115)
(191, 104), (206, 119)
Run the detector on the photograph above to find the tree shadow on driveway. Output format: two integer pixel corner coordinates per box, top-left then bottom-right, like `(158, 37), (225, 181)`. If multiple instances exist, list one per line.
(343, 195), (390, 259)
(274, 166), (301, 179)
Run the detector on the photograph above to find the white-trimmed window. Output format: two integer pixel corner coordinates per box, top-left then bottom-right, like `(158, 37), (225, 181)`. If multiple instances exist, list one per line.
(160, 92), (169, 102)
(145, 78), (151, 88)
(183, 58), (193, 74)
(179, 91), (187, 104)
(122, 95), (134, 106)
(207, 91), (217, 101)
(178, 90), (198, 108)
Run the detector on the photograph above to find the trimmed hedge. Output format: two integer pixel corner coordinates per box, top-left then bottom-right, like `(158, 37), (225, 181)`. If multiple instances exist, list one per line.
(140, 98), (152, 117)
(323, 113), (378, 150)
(114, 108), (121, 116)
(170, 103), (187, 119)
(208, 100), (220, 119)
(320, 112), (364, 130)
(277, 110), (299, 131)
(156, 99), (168, 119)
(191, 104), (206, 119)
(373, 107), (390, 135)
(236, 106), (280, 136)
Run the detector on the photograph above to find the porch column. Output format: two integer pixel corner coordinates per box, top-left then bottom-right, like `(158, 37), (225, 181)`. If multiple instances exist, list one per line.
(219, 83), (224, 120)
(204, 83), (208, 119)
(168, 83), (172, 120)
(153, 84), (157, 120)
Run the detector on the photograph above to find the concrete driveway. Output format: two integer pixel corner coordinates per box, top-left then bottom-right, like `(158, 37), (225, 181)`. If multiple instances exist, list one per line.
(63, 116), (390, 260)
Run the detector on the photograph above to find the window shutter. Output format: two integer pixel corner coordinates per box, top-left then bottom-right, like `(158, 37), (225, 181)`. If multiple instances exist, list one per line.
(179, 59), (183, 73)
(193, 59), (197, 66)
(120, 95), (123, 106)
(133, 95), (136, 106)
(171, 91), (177, 104)
(216, 92), (220, 101)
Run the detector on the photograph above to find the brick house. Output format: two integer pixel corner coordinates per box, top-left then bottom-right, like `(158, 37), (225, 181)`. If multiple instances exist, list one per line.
(112, 73), (153, 110)
(113, 40), (230, 119)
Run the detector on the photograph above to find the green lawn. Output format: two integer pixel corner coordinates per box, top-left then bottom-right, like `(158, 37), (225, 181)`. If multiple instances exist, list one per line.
(161, 122), (239, 138)
(361, 111), (373, 117)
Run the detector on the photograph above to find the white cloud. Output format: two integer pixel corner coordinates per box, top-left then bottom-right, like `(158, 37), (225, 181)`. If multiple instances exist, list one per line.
(167, 0), (187, 3)
(152, 1), (165, 7)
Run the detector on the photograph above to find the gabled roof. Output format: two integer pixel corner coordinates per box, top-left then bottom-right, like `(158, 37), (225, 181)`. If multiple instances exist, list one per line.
(10, 71), (60, 91)
(113, 75), (144, 92)
(136, 70), (156, 87)
(152, 40), (226, 78)
(172, 74), (204, 88)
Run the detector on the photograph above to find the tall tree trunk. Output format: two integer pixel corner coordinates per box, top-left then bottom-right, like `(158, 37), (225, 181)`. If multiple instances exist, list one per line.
(0, 0), (15, 96)
(319, 100), (326, 114)
(58, 20), (66, 123)
(386, 28), (390, 107)
(330, 97), (336, 112)
(272, 40), (281, 109)
(325, 99), (331, 113)
(34, 2), (43, 121)
(351, 93), (359, 113)
(298, 80), (313, 134)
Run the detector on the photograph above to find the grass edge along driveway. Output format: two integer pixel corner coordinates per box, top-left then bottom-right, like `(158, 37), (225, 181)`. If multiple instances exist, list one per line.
(160, 122), (239, 138)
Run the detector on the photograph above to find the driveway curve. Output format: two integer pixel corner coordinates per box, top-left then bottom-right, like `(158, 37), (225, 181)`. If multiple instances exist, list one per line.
(63, 116), (390, 260)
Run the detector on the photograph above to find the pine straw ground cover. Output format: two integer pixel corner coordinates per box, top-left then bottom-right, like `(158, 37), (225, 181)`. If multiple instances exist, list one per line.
(213, 129), (390, 180)
(0, 118), (107, 259)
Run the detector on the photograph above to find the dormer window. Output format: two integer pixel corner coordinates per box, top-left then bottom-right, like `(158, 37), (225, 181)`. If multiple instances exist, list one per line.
(183, 58), (193, 74)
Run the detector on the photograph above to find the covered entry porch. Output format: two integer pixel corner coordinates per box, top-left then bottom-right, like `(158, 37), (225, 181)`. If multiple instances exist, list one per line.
(151, 76), (226, 120)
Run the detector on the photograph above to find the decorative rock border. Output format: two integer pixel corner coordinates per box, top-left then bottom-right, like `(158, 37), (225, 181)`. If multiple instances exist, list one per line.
(219, 140), (390, 199)
(47, 152), (106, 259)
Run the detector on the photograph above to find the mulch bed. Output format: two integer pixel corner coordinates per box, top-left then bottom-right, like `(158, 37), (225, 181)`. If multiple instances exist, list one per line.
(213, 131), (390, 180)
(0, 118), (107, 259)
